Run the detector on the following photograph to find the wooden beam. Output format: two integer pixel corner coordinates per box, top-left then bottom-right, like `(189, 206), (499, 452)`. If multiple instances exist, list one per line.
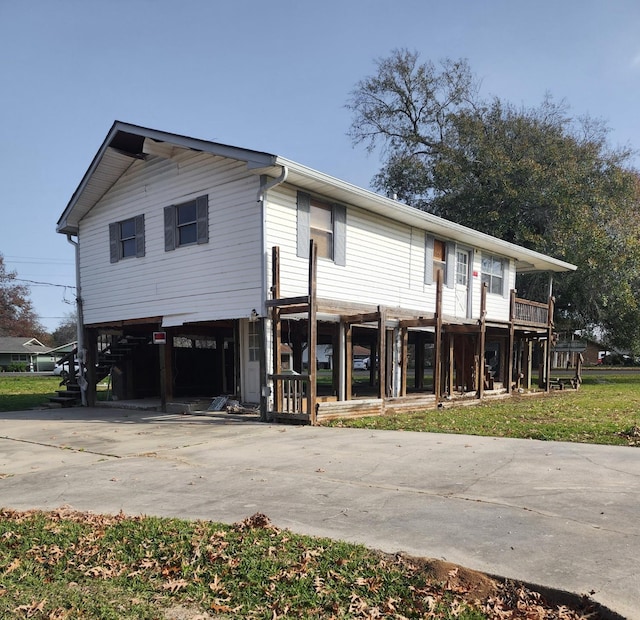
(447, 333), (454, 396)
(278, 304), (311, 315)
(507, 290), (516, 394)
(342, 312), (381, 325)
(265, 295), (310, 308)
(399, 317), (438, 328)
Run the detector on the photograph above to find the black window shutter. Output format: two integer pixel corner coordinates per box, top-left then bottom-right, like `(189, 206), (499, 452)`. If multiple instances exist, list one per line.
(164, 206), (176, 251)
(109, 223), (119, 263)
(196, 195), (209, 244)
(135, 214), (145, 257)
(297, 191), (310, 259)
(333, 204), (346, 266)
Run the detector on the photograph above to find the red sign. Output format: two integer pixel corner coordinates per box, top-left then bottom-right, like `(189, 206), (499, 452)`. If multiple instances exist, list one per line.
(153, 331), (167, 345)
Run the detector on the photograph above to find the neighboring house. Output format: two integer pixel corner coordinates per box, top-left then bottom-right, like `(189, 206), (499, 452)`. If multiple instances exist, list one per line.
(0, 337), (50, 371)
(37, 341), (78, 371)
(56, 121), (576, 422)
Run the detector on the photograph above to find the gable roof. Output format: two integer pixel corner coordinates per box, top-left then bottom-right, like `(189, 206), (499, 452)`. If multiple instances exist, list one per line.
(57, 121), (576, 274)
(0, 337), (50, 354)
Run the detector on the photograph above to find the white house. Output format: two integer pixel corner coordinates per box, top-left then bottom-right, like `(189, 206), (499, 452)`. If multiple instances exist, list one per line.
(57, 122), (576, 422)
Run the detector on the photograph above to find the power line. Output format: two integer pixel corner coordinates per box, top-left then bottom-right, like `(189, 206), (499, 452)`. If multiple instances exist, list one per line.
(13, 278), (76, 289)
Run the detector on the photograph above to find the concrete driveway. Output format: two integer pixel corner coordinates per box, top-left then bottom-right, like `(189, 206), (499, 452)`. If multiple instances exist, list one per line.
(0, 407), (638, 618)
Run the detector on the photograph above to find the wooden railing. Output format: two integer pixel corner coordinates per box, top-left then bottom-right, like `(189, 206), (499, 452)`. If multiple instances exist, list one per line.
(512, 296), (549, 326)
(270, 373), (309, 415)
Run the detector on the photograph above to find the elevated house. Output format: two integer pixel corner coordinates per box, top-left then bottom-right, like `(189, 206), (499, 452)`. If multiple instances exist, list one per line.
(56, 122), (576, 422)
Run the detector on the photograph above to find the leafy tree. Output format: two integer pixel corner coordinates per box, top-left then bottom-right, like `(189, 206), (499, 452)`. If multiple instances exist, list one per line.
(0, 252), (47, 338)
(348, 49), (640, 352)
(50, 312), (78, 347)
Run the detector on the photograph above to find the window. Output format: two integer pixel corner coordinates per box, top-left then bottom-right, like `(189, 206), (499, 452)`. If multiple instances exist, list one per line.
(248, 320), (260, 362)
(164, 195), (209, 251)
(456, 250), (469, 286)
(109, 215), (145, 263)
(11, 354), (28, 362)
(425, 235), (454, 288)
(310, 200), (334, 259)
(481, 254), (505, 295)
(433, 239), (446, 283)
(296, 192), (346, 266)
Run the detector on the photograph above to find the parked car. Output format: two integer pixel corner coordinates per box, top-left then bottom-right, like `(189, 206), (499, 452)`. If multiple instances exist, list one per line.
(353, 357), (370, 370)
(53, 360), (79, 379)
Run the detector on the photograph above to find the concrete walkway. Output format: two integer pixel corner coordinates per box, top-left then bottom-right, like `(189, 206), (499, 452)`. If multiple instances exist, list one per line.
(0, 407), (638, 618)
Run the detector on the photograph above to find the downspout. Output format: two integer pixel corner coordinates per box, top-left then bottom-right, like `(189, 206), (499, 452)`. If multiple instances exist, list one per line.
(256, 166), (288, 420)
(67, 234), (87, 406)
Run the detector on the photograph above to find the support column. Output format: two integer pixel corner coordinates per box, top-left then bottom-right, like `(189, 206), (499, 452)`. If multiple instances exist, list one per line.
(434, 270), (443, 401)
(477, 283), (487, 399)
(271, 247), (282, 413)
(400, 326), (408, 397)
(307, 241), (318, 424)
(84, 327), (97, 407)
(345, 322), (353, 400)
(377, 306), (387, 399)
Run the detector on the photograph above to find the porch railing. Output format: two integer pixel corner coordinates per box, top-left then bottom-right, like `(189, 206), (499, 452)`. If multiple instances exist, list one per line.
(512, 297), (549, 326)
(270, 373), (310, 415)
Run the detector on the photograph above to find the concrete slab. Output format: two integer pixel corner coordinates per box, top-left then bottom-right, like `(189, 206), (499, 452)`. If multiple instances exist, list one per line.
(0, 407), (638, 618)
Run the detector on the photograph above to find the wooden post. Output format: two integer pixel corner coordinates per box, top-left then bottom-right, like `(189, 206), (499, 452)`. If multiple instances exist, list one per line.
(415, 332), (424, 391)
(507, 290), (516, 394)
(400, 327), (408, 397)
(434, 270), (443, 400)
(545, 296), (555, 393)
(308, 240), (318, 424)
(477, 283), (487, 399)
(345, 322), (353, 400)
(272, 247), (282, 413)
(84, 327), (97, 407)
(447, 332), (455, 396)
(159, 342), (167, 413)
(377, 306), (386, 399)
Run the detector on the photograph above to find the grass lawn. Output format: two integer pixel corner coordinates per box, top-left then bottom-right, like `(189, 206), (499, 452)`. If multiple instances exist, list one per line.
(0, 509), (600, 620)
(325, 371), (640, 446)
(0, 375), (64, 412)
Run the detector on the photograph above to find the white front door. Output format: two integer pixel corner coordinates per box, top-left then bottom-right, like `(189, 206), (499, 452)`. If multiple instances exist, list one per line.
(241, 319), (261, 403)
(454, 249), (472, 319)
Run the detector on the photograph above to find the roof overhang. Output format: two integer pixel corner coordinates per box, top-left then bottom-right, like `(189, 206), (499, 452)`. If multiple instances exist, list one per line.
(56, 121), (277, 235)
(57, 122), (576, 275)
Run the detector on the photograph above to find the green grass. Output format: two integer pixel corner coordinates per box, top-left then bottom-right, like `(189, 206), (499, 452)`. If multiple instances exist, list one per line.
(0, 375), (111, 411)
(0, 375), (64, 411)
(326, 372), (640, 446)
(0, 509), (597, 619)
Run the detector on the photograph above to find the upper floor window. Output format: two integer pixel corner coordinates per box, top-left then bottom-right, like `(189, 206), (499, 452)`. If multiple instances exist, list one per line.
(164, 195), (209, 251)
(310, 200), (334, 259)
(481, 254), (505, 295)
(109, 215), (145, 263)
(296, 191), (346, 266)
(432, 239), (446, 283)
(425, 234), (454, 288)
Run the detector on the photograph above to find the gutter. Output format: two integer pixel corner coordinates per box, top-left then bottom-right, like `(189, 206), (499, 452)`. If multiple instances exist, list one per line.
(66, 234), (87, 406)
(256, 166), (288, 420)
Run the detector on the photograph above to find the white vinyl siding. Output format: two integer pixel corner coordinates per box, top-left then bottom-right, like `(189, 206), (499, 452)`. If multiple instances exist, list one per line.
(266, 185), (514, 323)
(78, 150), (263, 325)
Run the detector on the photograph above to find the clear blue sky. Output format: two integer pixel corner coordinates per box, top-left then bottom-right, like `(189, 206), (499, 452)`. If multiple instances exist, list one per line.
(1, 0), (639, 332)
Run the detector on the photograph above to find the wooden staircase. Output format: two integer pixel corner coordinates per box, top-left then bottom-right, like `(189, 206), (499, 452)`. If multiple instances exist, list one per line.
(48, 335), (149, 407)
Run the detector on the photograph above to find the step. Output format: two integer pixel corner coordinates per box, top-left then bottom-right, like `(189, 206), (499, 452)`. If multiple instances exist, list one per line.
(48, 396), (80, 407)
